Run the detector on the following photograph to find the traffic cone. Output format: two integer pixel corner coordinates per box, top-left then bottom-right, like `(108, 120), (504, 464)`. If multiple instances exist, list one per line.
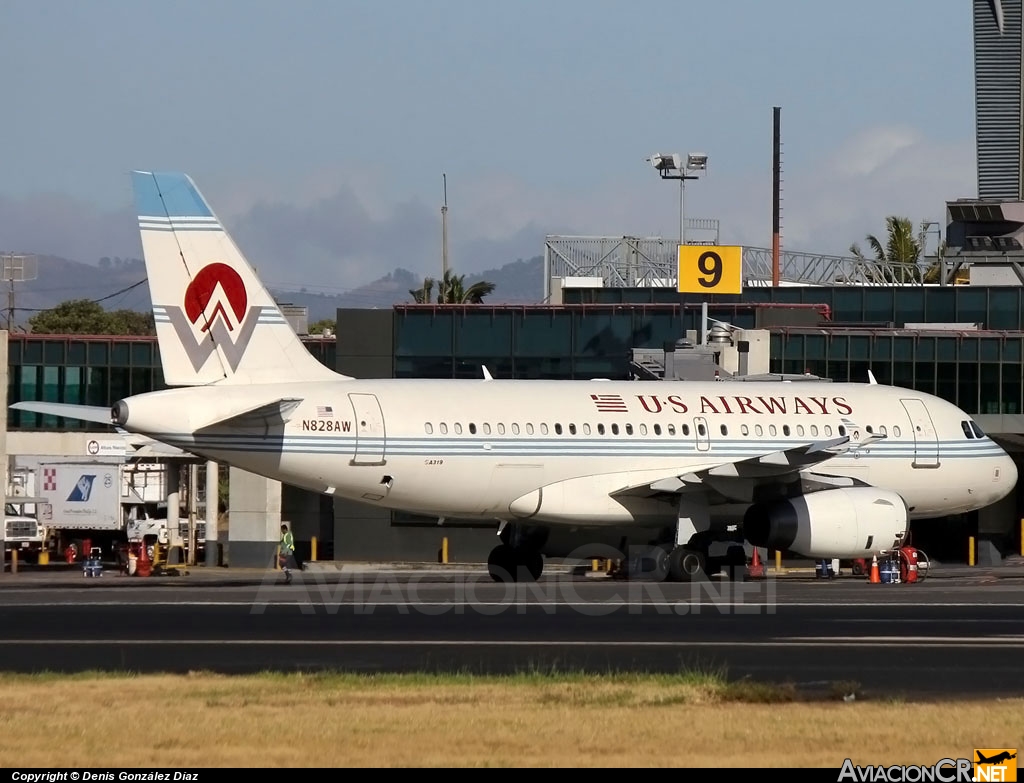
(747, 547), (765, 579)
(868, 555), (880, 584)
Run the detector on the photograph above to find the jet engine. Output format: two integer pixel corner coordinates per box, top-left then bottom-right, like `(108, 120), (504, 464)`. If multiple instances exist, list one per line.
(742, 487), (909, 559)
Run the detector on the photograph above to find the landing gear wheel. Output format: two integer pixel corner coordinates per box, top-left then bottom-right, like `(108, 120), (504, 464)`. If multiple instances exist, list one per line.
(728, 544), (749, 581)
(669, 546), (706, 582)
(488, 544), (516, 583)
(487, 545), (543, 583)
(524, 551), (544, 581)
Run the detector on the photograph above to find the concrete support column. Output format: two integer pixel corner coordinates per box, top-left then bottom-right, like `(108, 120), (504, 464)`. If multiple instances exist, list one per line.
(204, 460), (219, 566)
(228, 466), (281, 567)
(166, 462), (180, 562)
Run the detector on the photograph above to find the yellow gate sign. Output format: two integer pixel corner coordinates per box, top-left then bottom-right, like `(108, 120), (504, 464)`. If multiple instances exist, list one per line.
(677, 245), (742, 294)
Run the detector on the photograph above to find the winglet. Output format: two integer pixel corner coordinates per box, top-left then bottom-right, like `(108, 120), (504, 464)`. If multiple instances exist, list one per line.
(868, 369), (878, 385)
(482, 365), (493, 380)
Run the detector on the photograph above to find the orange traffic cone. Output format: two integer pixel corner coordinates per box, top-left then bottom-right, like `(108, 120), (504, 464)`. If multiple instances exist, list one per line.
(868, 555), (880, 584)
(747, 547), (765, 579)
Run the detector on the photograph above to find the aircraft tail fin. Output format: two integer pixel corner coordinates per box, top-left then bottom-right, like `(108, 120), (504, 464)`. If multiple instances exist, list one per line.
(130, 171), (347, 386)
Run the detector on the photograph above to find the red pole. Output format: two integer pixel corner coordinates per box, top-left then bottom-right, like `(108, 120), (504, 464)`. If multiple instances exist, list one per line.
(772, 106), (781, 287)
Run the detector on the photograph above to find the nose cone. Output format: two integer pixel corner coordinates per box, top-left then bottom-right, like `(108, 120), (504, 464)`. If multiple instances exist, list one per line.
(999, 452), (1019, 496)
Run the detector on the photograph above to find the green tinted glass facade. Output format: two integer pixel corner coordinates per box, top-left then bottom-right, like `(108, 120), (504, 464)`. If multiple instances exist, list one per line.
(390, 297), (1024, 416)
(563, 285), (1024, 331)
(393, 304), (828, 380)
(8, 335), (336, 430)
(770, 329), (1023, 414)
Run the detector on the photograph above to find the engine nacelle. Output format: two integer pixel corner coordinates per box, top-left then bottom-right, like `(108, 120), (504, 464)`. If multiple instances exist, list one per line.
(743, 487), (909, 559)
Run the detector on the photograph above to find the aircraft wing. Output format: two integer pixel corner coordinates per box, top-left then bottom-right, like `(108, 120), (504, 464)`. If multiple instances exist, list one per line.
(195, 397), (303, 431)
(612, 425), (885, 502)
(9, 402), (114, 426)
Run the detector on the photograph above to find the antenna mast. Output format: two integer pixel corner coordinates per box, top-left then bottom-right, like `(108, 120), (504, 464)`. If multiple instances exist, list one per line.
(441, 174), (449, 283)
(1, 253), (38, 331)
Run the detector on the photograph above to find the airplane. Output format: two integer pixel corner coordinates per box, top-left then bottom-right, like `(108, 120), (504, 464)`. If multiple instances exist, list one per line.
(11, 171), (1019, 583)
(976, 752), (1016, 765)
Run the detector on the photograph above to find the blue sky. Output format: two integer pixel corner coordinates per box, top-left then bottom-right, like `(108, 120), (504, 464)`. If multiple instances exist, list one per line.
(0, 0), (976, 293)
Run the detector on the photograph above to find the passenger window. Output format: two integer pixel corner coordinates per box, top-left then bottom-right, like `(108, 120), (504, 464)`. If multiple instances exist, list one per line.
(540, 423), (549, 435)
(879, 425), (887, 436)
(681, 424), (690, 436)
(755, 424), (763, 436)
(612, 423), (620, 435)
(810, 425), (818, 437)
(512, 423), (520, 435)
(455, 423), (463, 434)
(720, 424), (728, 436)
(654, 424), (662, 435)
(469, 423), (477, 434)
(598, 423), (605, 435)
(741, 424), (749, 436)
(796, 425), (805, 437)
(782, 425), (790, 436)
(866, 425), (873, 434)
(698, 423), (706, 436)
(582, 423), (590, 435)
(554, 423), (562, 435)
(497, 423), (505, 435)
(893, 426), (901, 437)
(526, 423), (534, 435)
(425, 423), (433, 434)
(667, 424), (676, 436)
(824, 425), (832, 436)
(769, 425), (777, 436)
(838, 425), (846, 436)
(626, 424), (634, 435)
(639, 424), (648, 435)
(440, 423), (448, 435)
(482, 423), (491, 435)
(569, 423), (576, 435)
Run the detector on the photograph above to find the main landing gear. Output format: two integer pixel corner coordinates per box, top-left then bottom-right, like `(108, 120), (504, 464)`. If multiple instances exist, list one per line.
(633, 496), (747, 583)
(487, 543), (544, 583)
(647, 538), (747, 582)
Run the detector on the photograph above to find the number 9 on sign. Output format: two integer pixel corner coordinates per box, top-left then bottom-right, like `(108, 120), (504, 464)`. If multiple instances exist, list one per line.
(677, 245), (742, 294)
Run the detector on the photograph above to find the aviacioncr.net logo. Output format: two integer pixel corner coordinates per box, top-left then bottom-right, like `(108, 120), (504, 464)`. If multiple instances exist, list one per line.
(838, 758), (973, 782)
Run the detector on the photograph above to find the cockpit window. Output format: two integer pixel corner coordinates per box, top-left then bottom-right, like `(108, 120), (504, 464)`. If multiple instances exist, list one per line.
(970, 421), (985, 439)
(961, 421), (975, 439)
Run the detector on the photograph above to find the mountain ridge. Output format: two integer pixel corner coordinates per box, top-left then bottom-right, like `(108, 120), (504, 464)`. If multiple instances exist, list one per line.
(8, 254), (547, 327)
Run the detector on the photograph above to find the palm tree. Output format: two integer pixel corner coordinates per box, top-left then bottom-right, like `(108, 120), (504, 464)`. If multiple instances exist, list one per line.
(409, 277), (435, 303)
(409, 269), (496, 303)
(849, 216), (928, 284)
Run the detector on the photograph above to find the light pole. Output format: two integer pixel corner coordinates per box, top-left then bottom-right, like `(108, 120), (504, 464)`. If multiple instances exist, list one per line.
(646, 153), (707, 246)
(922, 220), (943, 285)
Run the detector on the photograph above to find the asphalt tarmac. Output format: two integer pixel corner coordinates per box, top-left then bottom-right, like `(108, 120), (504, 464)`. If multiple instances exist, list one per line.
(1, 566), (1023, 698)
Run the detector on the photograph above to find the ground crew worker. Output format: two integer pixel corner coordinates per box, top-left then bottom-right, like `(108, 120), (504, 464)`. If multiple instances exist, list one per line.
(279, 523), (296, 584)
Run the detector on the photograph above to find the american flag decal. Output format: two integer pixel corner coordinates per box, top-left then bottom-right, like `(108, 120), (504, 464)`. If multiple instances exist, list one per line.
(316, 405), (334, 418)
(591, 393), (628, 412)
(42, 468), (56, 491)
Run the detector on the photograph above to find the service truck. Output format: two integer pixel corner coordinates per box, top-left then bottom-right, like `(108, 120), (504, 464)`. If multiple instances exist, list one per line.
(3, 500), (47, 563)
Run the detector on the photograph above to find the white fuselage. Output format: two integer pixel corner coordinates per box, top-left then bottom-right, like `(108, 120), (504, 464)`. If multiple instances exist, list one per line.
(115, 378), (1017, 527)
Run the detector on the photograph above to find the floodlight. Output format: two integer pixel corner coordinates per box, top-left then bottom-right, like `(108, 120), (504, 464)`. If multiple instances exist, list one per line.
(686, 153), (708, 171)
(648, 153), (681, 172)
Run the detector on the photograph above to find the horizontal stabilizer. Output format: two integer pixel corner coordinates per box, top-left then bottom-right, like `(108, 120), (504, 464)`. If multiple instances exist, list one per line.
(196, 397), (303, 431)
(9, 402), (113, 426)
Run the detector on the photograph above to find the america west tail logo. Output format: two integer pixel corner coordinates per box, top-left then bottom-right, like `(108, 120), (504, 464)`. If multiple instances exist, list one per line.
(158, 263), (262, 373)
(68, 475), (96, 502)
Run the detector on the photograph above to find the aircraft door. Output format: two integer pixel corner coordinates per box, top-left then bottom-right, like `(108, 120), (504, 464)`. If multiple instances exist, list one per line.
(693, 416), (711, 452)
(348, 393), (386, 466)
(900, 398), (939, 468)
